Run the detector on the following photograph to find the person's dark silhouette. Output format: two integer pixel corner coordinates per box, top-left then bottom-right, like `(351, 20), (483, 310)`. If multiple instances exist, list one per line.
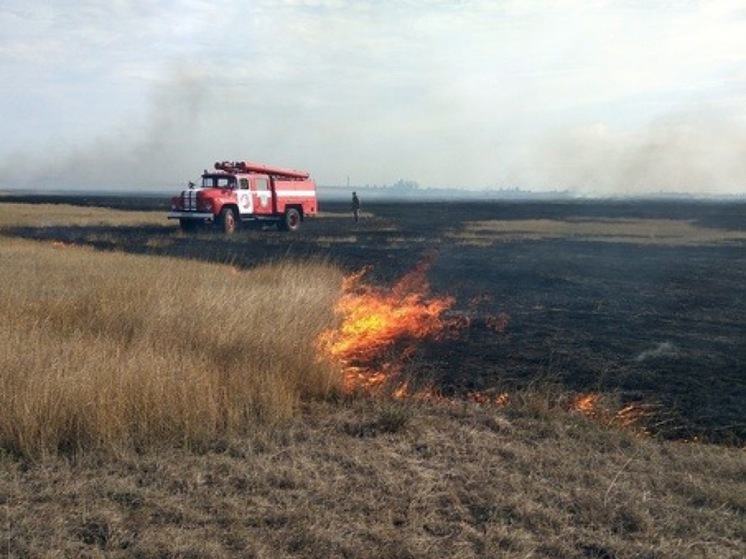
(351, 192), (361, 222)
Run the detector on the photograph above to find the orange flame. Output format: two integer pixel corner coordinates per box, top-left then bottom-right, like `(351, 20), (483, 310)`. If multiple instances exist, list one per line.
(570, 393), (651, 431)
(467, 391), (510, 407)
(317, 261), (651, 436)
(571, 393), (602, 416)
(317, 257), (458, 393)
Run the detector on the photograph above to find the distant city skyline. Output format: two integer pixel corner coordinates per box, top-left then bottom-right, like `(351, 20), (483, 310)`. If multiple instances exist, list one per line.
(1, 1), (744, 196)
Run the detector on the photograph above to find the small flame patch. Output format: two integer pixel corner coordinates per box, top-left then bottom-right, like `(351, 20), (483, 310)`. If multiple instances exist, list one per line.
(317, 256), (458, 393)
(570, 393), (652, 431)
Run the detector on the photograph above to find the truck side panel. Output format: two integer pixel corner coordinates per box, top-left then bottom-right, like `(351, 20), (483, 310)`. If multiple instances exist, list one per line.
(273, 179), (318, 216)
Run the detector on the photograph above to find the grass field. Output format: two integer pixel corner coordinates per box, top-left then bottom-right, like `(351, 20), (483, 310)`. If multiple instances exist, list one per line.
(0, 223), (342, 458)
(0, 198), (744, 558)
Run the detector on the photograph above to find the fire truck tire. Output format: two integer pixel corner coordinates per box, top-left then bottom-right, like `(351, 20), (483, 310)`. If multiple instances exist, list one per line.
(179, 219), (197, 233)
(219, 207), (237, 234)
(282, 208), (301, 232)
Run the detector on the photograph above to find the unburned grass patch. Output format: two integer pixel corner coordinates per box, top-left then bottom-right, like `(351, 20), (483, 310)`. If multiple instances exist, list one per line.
(0, 236), (344, 458)
(0, 202), (162, 229)
(447, 217), (746, 245)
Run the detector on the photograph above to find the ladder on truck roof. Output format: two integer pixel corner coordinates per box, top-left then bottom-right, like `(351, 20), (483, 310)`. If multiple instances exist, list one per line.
(213, 161), (310, 180)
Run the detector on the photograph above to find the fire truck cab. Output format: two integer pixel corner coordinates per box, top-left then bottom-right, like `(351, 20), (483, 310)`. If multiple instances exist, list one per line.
(168, 161), (318, 233)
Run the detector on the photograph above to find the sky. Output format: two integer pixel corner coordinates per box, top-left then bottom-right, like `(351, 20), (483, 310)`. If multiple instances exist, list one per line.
(0, 0), (745, 196)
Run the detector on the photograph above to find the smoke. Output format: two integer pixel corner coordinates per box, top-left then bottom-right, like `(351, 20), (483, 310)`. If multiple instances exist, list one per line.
(1, 1), (744, 196)
(634, 341), (679, 362)
(3, 78), (744, 196)
(0, 67), (211, 190)
(509, 108), (746, 196)
(1, 2), (744, 196)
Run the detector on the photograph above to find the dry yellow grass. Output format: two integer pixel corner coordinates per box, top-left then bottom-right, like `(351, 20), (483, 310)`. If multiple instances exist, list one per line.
(2, 400), (744, 558)
(447, 217), (746, 245)
(0, 235), (343, 458)
(0, 202), (162, 228)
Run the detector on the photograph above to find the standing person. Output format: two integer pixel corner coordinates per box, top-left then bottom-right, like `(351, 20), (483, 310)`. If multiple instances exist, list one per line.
(351, 191), (361, 223)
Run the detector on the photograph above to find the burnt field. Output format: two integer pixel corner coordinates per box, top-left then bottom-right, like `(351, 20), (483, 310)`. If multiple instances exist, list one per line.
(3, 194), (745, 444)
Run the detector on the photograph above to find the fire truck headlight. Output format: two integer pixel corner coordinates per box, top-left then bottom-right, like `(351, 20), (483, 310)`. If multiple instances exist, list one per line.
(202, 201), (213, 212)
(170, 202), (177, 210)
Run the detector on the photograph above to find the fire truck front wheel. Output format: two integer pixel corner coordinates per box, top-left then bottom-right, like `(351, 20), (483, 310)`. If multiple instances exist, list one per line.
(219, 207), (238, 234)
(281, 208), (301, 232)
(179, 219), (198, 233)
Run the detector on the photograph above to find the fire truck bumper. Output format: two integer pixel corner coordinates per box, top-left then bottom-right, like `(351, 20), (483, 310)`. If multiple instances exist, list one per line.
(167, 212), (214, 221)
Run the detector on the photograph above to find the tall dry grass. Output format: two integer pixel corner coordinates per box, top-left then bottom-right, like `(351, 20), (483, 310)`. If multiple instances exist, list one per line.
(0, 237), (343, 458)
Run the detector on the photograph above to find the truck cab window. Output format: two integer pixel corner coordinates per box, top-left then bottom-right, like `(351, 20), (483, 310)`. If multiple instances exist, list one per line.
(239, 178), (249, 190)
(201, 176), (237, 188)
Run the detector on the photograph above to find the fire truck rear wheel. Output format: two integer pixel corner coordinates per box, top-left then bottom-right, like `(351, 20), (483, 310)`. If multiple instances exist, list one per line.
(219, 207), (237, 234)
(282, 208), (301, 232)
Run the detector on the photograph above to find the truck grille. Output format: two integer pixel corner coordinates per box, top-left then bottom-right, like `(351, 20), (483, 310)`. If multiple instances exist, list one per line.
(181, 190), (199, 211)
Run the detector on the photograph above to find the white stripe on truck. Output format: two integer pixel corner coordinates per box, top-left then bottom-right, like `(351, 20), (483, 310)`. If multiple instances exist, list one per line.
(274, 190), (316, 197)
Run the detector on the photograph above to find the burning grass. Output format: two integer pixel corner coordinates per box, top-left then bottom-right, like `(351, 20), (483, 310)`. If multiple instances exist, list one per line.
(314, 258), (660, 438)
(317, 254), (459, 394)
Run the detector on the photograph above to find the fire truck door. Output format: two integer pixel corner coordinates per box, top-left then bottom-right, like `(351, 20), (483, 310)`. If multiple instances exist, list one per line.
(237, 178), (253, 215)
(253, 176), (272, 215)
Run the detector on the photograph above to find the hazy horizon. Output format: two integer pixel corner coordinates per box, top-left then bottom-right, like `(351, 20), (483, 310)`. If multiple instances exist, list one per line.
(2, 183), (744, 203)
(1, 1), (744, 197)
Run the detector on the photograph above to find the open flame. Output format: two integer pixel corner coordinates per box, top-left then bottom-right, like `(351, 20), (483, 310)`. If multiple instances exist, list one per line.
(317, 258), (651, 435)
(468, 391), (511, 407)
(571, 393), (602, 415)
(317, 255), (459, 393)
(570, 393), (652, 431)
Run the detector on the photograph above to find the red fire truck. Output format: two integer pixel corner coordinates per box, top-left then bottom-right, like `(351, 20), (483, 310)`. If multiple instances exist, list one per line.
(168, 161), (318, 233)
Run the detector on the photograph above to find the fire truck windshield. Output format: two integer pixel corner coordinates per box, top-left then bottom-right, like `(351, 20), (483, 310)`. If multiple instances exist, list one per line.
(202, 176), (236, 189)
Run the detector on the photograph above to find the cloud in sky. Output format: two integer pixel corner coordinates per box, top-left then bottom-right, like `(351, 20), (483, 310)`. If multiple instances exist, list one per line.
(0, 0), (744, 195)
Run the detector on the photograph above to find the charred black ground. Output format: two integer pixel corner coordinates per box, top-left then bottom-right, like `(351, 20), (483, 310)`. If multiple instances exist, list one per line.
(2, 194), (744, 444)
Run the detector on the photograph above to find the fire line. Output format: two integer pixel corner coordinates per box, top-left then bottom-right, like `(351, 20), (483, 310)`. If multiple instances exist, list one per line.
(316, 258), (459, 394)
(316, 259), (650, 435)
